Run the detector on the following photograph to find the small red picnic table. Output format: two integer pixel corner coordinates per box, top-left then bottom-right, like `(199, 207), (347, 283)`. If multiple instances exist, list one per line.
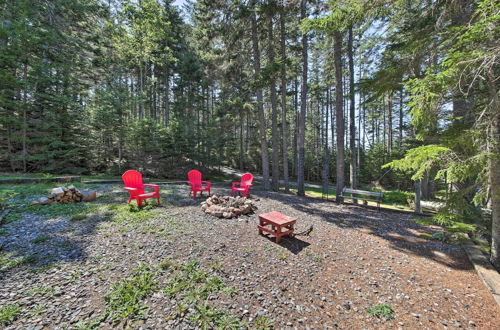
(258, 211), (296, 243)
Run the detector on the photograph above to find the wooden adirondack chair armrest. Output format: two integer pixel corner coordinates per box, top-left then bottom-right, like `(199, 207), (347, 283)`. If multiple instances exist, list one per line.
(232, 182), (240, 188)
(202, 181), (211, 187)
(124, 187), (138, 191)
(144, 184), (159, 192)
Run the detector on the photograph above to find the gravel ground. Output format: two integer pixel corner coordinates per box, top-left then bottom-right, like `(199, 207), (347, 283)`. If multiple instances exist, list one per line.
(0, 184), (499, 329)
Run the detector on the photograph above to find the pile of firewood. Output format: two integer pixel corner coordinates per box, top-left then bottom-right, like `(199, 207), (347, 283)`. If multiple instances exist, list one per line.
(201, 195), (257, 219)
(31, 185), (96, 205)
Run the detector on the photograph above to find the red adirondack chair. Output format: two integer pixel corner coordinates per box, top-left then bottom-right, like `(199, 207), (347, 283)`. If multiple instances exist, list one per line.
(187, 170), (211, 200)
(231, 173), (254, 197)
(122, 170), (160, 208)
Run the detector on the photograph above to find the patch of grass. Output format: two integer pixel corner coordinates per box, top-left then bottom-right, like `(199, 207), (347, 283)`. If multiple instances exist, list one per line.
(367, 304), (394, 319)
(252, 315), (274, 329)
(104, 264), (157, 321)
(72, 317), (103, 330)
(0, 304), (21, 326)
(188, 302), (245, 330)
(264, 245), (278, 253)
(188, 302), (223, 329)
(0, 228), (7, 235)
(304, 248), (324, 261)
(70, 213), (88, 221)
(445, 222), (476, 233)
(27, 304), (47, 317)
(277, 252), (287, 260)
(221, 285), (238, 297)
(0, 253), (37, 273)
(25, 285), (56, 296)
(419, 233), (433, 240)
(164, 260), (244, 329)
(32, 235), (51, 244)
(58, 240), (77, 250)
(107, 202), (160, 225)
(210, 258), (223, 271)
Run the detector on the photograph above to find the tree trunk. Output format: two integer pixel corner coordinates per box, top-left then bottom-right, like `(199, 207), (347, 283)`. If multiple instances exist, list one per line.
(293, 78), (298, 178)
(334, 31), (344, 203)
(322, 88), (330, 198)
(348, 26), (356, 190)
(297, 0), (308, 196)
(164, 69), (170, 125)
(487, 69), (500, 269)
(280, 10), (289, 192)
(22, 63), (28, 173)
(399, 88), (403, 148)
(269, 14), (279, 192)
(387, 92), (393, 153)
(251, 0), (270, 190)
(415, 179), (422, 213)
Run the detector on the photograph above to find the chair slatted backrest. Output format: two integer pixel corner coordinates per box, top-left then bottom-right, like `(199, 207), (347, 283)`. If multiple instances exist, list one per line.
(122, 170), (145, 193)
(241, 173), (254, 188)
(188, 170), (202, 188)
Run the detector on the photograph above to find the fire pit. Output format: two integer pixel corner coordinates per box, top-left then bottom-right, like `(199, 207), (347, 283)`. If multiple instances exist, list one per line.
(201, 195), (257, 219)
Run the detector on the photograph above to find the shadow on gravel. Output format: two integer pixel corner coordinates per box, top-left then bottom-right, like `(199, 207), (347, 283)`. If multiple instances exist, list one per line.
(0, 187), (169, 276)
(260, 235), (310, 254)
(255, 190), (473, 271)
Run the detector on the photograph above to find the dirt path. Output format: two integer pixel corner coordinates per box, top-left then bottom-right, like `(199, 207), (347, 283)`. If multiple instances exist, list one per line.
(0, 185), (498, 329)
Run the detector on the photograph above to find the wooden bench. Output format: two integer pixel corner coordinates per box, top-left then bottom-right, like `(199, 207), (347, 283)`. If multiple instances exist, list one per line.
(341, 188), (383, 210)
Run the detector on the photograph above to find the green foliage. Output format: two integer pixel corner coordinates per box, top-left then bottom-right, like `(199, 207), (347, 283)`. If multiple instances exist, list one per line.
(367, 304), (394, 319)
(0, 304), (21, 326)
(383, 145), (451, 180)
(0, 190), (17, 210)
(104, 264), (157, 321)
(382, 190), (414, 205)
(252, 315), (274, 329)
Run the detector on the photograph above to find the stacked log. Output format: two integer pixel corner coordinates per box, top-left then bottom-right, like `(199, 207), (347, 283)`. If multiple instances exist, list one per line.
(201, 195), (257, 219)
(31, 186), (96, 205)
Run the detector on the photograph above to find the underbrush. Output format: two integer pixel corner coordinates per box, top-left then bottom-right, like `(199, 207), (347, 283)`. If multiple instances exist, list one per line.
(414, 210), (490, 250)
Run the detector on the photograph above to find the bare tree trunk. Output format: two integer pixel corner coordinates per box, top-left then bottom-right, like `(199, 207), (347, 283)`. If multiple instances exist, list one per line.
(251, 0), (270, 190)
(139, 65), (144, 120)
(22, 63), (28, 172)
(164, 69), (170, 125)
(297, 0), (308, 196)
(399, 88), (403, 148)
(487, 69), (500, 269)
(415, 179), (422, 214)
(348, 26), (356, 191)
(387, 92), (393, 153)
(322, 89), (330, 197)
(334, 31), (344, 203)
(280, 10), (290, 192)
(269, 14), (279, 191)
